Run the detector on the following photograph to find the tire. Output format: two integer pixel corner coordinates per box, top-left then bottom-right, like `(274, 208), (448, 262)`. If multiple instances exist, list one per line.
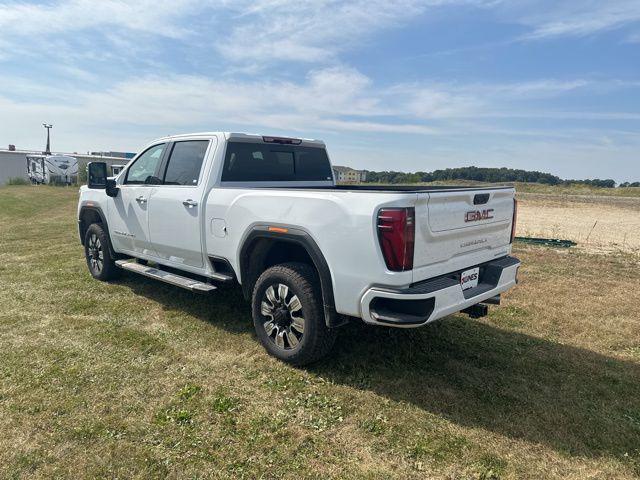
(252, 262), (336, 366)
(84, 223), (120, 281)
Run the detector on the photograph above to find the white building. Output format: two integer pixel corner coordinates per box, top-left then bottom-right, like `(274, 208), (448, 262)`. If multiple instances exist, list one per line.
(332, 165), (367, 184)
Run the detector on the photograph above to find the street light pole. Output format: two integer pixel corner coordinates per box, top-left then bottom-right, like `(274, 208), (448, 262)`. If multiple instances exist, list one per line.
(43, 123), (53, 155)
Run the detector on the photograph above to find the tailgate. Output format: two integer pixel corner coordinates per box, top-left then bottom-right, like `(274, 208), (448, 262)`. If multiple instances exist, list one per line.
(413, 188), (515, 277)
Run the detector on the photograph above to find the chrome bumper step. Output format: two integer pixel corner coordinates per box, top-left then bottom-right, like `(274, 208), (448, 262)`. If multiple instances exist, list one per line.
(115, 259), (217, 293)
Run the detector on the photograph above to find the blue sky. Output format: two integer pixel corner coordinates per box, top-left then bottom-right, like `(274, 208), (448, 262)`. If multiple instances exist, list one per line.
(0, 1), (639, 182)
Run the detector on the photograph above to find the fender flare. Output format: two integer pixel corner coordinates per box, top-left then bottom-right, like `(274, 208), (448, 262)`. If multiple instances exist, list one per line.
(78, 204), (116, 257)
(239, 225), (344, 328)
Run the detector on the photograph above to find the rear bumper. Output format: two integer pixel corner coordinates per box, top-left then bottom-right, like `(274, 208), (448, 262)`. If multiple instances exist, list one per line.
(360, 256), (520, 327)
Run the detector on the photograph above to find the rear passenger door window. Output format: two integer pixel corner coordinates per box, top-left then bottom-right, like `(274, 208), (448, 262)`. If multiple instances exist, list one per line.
(162, 140), (209, 185)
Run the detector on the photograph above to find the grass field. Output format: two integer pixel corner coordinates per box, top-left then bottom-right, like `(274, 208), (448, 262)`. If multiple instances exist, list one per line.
(1, 185), (639, 479)
(513, 182), (640, 198)
(390, 180), (640, 198)
(517, 193), (640, 254)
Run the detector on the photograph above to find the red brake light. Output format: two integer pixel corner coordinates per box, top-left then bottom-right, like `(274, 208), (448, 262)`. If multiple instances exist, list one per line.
(510, 198), (518, 243)
(377, 207), (415, 271)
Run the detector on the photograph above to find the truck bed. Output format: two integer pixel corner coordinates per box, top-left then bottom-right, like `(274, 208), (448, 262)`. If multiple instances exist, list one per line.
(251, 184), (514, 193)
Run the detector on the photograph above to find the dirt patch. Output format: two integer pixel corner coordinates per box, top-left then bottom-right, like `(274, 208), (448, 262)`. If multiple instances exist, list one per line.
(516, 193), (640, 254)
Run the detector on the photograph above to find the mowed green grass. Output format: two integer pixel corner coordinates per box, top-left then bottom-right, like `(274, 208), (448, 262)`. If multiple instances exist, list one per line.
(1, 185), (639, 479)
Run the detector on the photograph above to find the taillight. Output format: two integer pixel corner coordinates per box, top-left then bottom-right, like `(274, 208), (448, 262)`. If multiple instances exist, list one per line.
(377, 207), (415, 271)
(510, 198), (518, 243)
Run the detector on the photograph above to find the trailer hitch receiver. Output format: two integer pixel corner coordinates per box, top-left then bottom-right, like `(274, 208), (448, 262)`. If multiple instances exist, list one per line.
(462, 303), (488, 319)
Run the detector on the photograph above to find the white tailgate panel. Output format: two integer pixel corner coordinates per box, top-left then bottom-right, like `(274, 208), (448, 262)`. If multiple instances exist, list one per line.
(412, 189), (514, 281)
(427, 189), (514, 232)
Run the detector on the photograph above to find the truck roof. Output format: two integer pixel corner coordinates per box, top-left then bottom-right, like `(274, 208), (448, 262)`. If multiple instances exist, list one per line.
(153, 132), (326, 147)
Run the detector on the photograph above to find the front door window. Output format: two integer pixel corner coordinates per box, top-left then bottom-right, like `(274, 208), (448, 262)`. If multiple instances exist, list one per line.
(125, 144), (165, 184)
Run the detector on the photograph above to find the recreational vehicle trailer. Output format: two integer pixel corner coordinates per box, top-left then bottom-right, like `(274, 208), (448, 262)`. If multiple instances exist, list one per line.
(26, 154), (78, 185)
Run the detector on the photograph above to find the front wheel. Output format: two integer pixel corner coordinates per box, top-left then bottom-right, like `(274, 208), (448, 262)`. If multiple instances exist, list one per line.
(84, 223), (120, 281)
(252, 263), (336, 366)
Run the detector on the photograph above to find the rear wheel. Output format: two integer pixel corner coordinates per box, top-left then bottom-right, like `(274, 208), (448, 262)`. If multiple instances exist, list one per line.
(252, 263), (336, 366)
(84, 223), (120, 281)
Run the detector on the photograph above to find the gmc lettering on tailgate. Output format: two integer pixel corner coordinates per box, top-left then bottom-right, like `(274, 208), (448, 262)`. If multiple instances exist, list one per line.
(465, 208), (494, 223)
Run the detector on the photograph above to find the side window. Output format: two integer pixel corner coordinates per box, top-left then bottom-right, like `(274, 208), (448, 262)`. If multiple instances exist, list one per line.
(124, 144), (165, 185)
(162, 140), (209, 186)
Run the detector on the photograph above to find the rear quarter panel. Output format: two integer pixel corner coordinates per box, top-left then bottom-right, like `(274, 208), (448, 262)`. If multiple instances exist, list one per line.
(204, 188), (416, 317)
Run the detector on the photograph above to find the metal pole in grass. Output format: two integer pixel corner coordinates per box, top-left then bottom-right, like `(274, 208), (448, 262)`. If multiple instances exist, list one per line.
(42, 123), (53, 155)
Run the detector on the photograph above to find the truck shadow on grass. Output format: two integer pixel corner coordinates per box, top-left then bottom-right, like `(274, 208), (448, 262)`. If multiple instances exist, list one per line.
(319, 319), (640, 463)
(122, 275), (640, 463)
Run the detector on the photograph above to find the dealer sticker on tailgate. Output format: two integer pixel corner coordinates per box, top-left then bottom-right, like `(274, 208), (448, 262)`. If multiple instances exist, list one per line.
(460, 267), (480, 291)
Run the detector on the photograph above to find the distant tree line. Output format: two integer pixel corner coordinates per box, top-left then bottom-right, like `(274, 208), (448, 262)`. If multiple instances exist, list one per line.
(561, 178), (617, 188)
(363, 166), (629, 188)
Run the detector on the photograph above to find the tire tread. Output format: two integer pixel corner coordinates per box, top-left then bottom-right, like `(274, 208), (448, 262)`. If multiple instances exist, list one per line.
(84, 223), (120, 281)
(252, 262), (336, 366)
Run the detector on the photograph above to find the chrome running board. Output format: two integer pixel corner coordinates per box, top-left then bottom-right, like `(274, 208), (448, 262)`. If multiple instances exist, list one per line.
(116, 259), (217, 293)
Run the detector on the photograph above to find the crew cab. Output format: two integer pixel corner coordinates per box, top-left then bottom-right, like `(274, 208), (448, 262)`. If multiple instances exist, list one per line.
(79, 132), (520, 365)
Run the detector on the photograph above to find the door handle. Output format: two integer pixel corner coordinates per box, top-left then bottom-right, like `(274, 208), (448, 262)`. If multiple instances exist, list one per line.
(135, 196), (147, 204)
(182, 199), (198, 208)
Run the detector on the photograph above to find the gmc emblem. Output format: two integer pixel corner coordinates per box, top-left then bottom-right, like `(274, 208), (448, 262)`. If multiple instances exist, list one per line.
(465, 208), (494, 222)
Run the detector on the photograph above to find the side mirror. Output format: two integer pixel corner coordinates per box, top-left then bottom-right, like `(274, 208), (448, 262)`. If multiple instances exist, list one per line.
(88, 162), (119, 197)
(88, 162), (107, 189)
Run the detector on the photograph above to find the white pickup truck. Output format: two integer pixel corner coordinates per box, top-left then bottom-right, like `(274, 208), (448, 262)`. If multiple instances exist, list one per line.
(79, 132), (520, 365)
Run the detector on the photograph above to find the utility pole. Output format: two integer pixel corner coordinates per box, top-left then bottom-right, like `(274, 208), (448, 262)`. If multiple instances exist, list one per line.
(43, 123), (53, 155)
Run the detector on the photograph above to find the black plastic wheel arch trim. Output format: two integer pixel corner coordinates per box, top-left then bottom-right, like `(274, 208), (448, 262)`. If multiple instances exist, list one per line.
(78, 204), (117, 257)
(239, 225), (344, 328)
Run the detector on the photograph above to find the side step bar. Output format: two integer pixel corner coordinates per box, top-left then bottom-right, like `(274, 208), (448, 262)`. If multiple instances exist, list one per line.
(116, 259), (217, 293)
(209, 271), (234, 282)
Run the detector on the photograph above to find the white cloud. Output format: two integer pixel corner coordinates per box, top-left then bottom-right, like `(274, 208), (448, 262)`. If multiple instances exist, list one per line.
(503, 0), (640, 40)
(0, 0), (212, 70)
(215, 0), (471, 63)
(483, 79), (590, 97)
(0, 0), (197, 37)
(392, 86), (480, 119)
(214, 0), (640, 63)
(0, 0), (474, 66)
(2, 0), (638, 68)
(0, 66), (441, 151)
(2, 66), (637, 155)
(391, 79), (592, 120)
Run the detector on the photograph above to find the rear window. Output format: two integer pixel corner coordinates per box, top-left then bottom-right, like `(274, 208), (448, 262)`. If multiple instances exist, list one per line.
(221, 142), (333, 182)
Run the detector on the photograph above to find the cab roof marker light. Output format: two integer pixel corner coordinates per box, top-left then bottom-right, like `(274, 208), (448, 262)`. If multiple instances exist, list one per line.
(262, 136), (302, 145)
